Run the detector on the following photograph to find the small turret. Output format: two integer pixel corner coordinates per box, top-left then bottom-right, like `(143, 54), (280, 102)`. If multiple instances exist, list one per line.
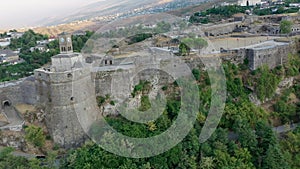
(58, 32), (73, 54)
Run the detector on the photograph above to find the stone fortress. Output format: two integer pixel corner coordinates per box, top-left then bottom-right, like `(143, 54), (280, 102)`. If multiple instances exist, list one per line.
(0, 28), (299, 148)
(34, 33), (98, 147)
(221, 40), (293, 70)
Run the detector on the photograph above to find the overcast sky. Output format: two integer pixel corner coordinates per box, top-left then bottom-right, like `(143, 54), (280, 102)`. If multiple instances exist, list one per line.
(0, 0), (101, 29)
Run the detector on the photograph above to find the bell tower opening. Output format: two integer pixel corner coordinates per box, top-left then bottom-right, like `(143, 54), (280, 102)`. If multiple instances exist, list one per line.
(58, 32), (73, 54)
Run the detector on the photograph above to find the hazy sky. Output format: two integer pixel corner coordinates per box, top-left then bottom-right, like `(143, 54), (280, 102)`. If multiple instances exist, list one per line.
(0, 0), (101, 29)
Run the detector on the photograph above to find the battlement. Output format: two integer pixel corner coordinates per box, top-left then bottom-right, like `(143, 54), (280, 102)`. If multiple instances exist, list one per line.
(51, 53), (84, 72)
(35, 67), (90, 84)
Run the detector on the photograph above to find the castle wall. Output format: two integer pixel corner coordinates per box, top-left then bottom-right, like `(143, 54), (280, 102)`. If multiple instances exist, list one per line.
(223, 40), (295, 70)
(94, 59), (192, 104)
(202, 22), (242, 36)
(0, 76), (37, 112)
(247, 43), (290, 70)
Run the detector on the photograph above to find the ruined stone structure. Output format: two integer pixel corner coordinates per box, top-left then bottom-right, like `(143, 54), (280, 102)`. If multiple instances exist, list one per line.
(245, 41), (290, 70)
(223, 40), (292, 70)
(202, 22), (243, 37)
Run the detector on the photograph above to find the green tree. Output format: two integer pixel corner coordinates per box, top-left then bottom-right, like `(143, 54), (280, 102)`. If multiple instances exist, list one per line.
(280, 20), (293, 34)
(25, 125), (46, 147)
(199, 157), (215, 169)
(179, 43), (191, 56)
(0, 147), (52, 169)
(233, 117), (258, 154)
(192, 69), (201, 81)
(256, 65), (281, 101)
(194, 38), (208, 54)
(280, 128), (300, 168)
(262, 144), (289, 169)
(181, 37), (208, 54)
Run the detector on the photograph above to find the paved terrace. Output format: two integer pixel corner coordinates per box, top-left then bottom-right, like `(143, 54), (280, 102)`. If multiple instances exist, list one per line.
(231, 40), (289, 50)
(0, 106), (24, 131)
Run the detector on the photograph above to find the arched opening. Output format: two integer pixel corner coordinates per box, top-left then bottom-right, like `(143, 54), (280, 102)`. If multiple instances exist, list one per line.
(70, 97), (74, 101)
(67, 73), (73, 78)
(3, 100), (11, 107)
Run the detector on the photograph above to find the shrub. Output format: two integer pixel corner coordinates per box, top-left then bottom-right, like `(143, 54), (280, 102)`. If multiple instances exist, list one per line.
(25, 125), (45, 147)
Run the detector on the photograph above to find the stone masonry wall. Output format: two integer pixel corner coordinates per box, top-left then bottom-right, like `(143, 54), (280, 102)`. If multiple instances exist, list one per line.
(35, 67), (98, 148)
(0, 77), (37, 112)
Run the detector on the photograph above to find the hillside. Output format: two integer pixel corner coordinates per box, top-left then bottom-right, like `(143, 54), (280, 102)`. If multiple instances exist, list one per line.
(11, 0), (213, 36)
(167, 0), (238, 16)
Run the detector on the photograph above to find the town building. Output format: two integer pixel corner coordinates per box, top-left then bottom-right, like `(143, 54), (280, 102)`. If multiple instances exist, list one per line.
(30, 45), (48, 53)
(0, 49), (20, 64)
(233, 13), (246, 22)
(6, 32), (24, 39)
(238, 0), (261, 6)
(72, 30), (87, 36)
(0, 39), (10, 47)
(36, 40), (49, 46)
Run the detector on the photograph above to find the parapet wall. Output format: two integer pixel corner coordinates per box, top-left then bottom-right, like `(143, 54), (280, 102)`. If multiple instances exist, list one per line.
(202, 21), (242, 36)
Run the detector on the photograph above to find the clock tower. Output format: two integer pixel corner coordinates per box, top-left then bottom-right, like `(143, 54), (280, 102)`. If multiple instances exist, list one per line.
(58, 32), (73, 54)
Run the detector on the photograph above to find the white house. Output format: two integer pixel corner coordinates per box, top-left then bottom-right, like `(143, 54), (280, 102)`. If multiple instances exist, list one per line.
(30, 45), (48, 52)
(0, 39), (10, 47)
(238, 0), (261, 6)
(6, 32), (24, 39)
(0, 49), (20, 64)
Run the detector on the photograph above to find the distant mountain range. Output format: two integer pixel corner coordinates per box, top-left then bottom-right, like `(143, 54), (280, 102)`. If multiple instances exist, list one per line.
(38, 0), (207, 26)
